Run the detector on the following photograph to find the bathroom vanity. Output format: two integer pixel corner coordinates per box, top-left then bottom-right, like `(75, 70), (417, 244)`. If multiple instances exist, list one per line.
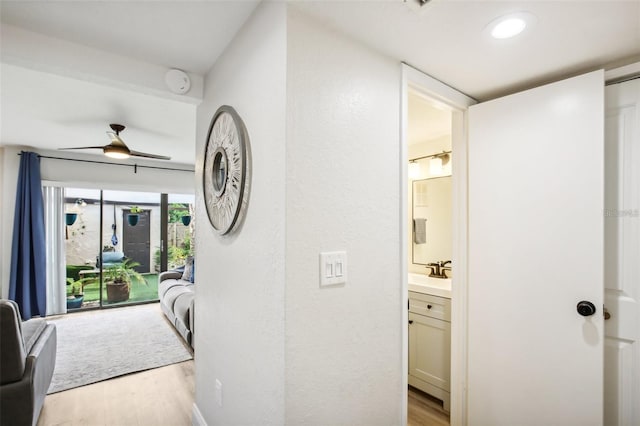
(408, 273), (451, 411)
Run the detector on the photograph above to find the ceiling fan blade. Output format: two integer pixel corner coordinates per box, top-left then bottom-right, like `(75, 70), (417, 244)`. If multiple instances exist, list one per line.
(106, 131), (129, 148)
(58, 146), (106, 150)
(58, 125), (169, 160)
(129, 150), (171, 160)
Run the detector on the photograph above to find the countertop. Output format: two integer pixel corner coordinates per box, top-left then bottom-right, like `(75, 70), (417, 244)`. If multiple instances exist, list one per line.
(408, 273), (451, 298)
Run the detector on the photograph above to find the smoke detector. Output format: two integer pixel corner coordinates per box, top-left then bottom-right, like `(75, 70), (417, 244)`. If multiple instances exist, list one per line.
(165, 69), (191, 95)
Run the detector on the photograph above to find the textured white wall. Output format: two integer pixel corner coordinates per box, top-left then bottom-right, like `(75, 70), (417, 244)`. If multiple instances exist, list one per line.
(285, 10), (402, 425)
(193, 2), (287, 425)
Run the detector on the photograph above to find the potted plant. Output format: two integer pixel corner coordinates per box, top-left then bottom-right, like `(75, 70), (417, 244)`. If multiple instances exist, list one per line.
(104, 258), (148, 303)
(66, 276), (93, 309)
(127, 206), (142, 226)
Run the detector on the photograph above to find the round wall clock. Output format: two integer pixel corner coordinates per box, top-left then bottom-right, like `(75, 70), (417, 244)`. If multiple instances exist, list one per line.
(203, 105), (251, 235)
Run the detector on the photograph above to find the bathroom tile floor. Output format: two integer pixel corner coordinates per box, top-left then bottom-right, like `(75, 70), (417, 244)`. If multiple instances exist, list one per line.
(408, 386), (450, 426)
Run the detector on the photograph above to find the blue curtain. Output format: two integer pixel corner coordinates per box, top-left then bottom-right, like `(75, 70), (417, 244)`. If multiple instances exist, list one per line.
(9, 152), (47, 319)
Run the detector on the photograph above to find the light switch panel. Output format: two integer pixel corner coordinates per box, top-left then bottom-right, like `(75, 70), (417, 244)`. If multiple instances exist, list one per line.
(320, 251), (347, 287)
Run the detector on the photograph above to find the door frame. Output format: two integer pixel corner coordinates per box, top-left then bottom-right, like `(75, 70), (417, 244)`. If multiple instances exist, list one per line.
(401, 64), (476, 425)
(605, 62), (640, 84)
(603, 61), (640, 426)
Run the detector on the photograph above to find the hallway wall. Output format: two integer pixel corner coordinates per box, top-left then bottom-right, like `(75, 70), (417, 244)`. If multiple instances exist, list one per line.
(193, 2), (287, 424)
(285, 10), (402, 424)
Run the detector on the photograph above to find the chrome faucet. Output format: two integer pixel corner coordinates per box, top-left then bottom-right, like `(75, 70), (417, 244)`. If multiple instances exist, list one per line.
(427, 260), (451, 279)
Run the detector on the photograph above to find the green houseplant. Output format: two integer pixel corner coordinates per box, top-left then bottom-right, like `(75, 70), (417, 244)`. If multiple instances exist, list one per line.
(66, 276), (94, 309)
(104, 258), (148, 303)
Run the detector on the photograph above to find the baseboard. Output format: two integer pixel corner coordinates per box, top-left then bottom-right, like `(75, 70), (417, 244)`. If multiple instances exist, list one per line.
(192, 403), (207, 426)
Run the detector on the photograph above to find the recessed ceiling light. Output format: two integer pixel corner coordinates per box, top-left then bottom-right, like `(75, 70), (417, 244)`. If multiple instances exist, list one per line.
(492, 18), (526, 39)
(487, 12), (536, 40)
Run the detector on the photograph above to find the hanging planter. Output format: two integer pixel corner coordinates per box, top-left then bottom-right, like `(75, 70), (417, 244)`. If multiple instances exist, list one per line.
(181, 215), (192, 226)
(65, 213), (78, 226)
(127, 214), (140, 226)
(127, 206), (142, 226)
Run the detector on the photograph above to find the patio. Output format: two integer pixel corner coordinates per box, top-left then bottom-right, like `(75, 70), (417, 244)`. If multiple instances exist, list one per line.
(66, 269), (159, 310)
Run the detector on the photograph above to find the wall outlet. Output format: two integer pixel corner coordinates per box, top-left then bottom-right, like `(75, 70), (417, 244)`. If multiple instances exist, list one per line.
(215, 379), (223, 407)
(319, 251), (348, 287)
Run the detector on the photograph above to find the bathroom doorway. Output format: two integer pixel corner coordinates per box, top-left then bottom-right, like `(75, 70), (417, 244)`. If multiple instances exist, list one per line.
(406, 89), (453, 421)
(401, 65), (476, 426)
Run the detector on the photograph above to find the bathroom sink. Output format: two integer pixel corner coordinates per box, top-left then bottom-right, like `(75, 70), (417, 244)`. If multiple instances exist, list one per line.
(408, 273), (451, 298)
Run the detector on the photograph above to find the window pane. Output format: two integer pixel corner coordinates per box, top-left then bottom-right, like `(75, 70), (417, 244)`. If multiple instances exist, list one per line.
(64, 188), (101, 310)
(167, 194), (195, 270)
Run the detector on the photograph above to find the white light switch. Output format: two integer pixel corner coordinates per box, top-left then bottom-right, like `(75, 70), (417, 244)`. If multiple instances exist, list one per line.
(325, 262), (333, 278)
(320, 251), (347, 287)
(335, 260), (343, 277)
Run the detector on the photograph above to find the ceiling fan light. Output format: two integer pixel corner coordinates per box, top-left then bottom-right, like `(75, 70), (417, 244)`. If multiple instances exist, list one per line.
(104, 146), (130, 159)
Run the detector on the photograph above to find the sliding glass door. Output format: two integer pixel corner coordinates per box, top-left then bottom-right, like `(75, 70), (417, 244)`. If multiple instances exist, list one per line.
(60, 187), (194, 312)
(63, 188), (160, 310)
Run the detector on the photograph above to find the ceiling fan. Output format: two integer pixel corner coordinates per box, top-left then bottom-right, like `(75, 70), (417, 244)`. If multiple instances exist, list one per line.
(59, 123), (171, 160)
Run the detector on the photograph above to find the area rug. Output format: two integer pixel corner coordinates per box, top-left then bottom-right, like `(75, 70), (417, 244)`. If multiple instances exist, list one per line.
(47, 303), (192, 394)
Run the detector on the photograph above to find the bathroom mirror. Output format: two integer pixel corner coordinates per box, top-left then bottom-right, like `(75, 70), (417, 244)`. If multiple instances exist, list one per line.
(412, 176), (452, 266)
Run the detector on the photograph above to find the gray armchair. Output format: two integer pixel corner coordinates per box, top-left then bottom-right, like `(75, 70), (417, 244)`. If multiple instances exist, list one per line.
(0, 300), (57, 426)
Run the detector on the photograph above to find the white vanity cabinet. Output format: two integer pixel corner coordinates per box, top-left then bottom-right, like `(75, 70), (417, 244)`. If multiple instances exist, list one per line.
(408, 291), (451, 411)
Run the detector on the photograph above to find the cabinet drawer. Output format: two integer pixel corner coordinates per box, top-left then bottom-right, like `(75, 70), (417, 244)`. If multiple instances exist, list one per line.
(409, 292), (451, 321)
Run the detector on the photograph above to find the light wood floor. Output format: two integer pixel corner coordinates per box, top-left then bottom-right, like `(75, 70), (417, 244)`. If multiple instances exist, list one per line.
(408, 386), (450, 426)
(39, 361), (446, 425)
(37, 360), (194, 426)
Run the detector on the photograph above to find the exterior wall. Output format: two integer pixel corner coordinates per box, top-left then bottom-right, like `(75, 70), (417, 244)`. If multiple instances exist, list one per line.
(64, 201), (162, 273)
(285, 10), (402, 425)
(65, 201), (100, 267)
(193, 2), (287, 424)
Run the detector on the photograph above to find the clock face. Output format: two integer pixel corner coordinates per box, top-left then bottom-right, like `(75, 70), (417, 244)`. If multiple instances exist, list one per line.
(203, 106), (250, 235)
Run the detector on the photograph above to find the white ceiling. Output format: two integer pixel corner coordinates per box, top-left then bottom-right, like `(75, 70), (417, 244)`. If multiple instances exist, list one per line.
(1, 63), (197, 165)
(0, 0), (259, 75)
(294, 0), (640, 100)
(1, 0), (639, 165)
(0, 1), (260, 165)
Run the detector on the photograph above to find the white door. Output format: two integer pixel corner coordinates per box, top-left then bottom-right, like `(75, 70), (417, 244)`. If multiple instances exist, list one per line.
(467, 70), (604, 425)
(604, 77), (640, 426)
